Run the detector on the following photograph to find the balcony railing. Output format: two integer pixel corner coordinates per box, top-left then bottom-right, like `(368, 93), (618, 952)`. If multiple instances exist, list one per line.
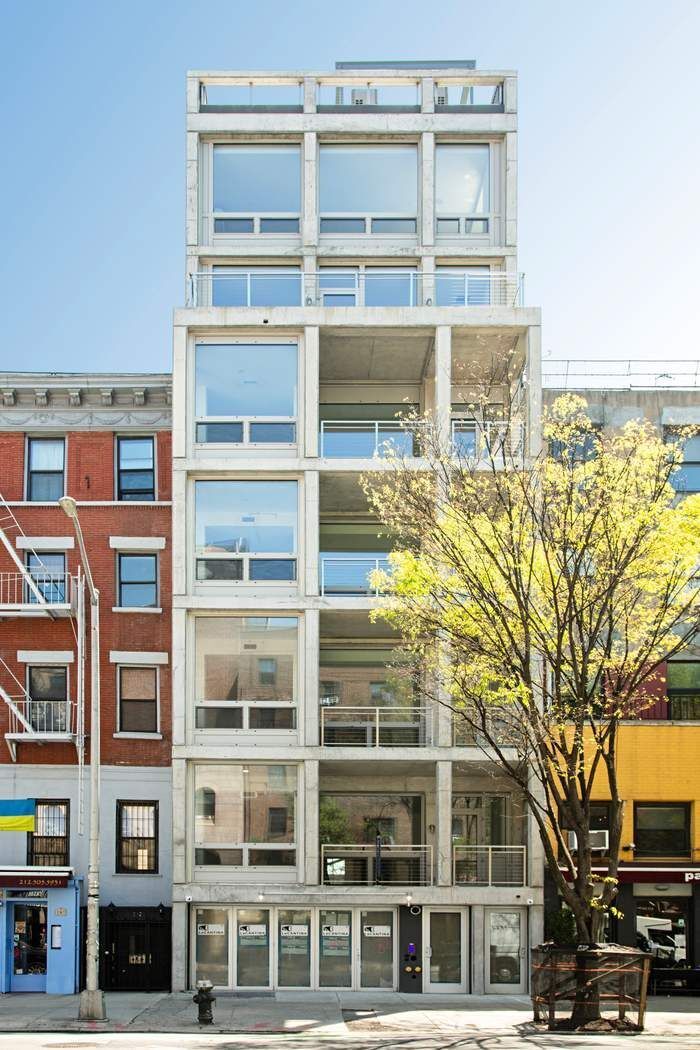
(452, 420), (525, 462)
(320, 420), (418, 459)
(320, 556), (390, 596)
(187, 271), (524, 308)
(321, 843), (433, 885)
(321, 705), (432, 746)
(453, 845), (527, 886)
(7, 699), (76, 737)
(0, 572), (70, 609)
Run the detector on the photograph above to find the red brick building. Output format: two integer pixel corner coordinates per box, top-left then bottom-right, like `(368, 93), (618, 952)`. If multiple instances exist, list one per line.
(0, 373), (172, 994)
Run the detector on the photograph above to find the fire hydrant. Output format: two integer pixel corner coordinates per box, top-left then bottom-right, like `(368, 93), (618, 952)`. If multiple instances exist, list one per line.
(193, 979), (216, 1025)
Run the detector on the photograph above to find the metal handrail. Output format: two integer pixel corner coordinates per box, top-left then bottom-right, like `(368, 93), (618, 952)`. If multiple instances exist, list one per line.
(0, 572), (71, 607)
(451, 419), (525, 459)
(320, 419), (419, 458)
(7, 698), (76, 736)
(320, 704), (431, 746)
(453, 844), (527, 886)
(320, 555), (390, 596)
(321, 842), (433, 885)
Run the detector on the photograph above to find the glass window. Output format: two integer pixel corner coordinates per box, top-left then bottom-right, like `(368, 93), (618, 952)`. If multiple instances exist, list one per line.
(195, 907), (229, 986)
(27, 666), (68, 732)
(319, 909), (352, 987)
(194, 480), (297, 583)
(435, 144), (490, 216)
(27, 800), (69, 866)
(319, 793), (422, 846)
(211, 267), (301, 307)
(118, 554), (158, 608)
(319, 144), (417, 216)
(117, 437), (155, 501)
(236, 908), (270, 986)
(195, 343), (297, 419)
(667, 661), (700, 719)
(635, 803), (690, 856)
(213, 145), (301, 214)
(26, 552), (65, 603)
(278, 909), (311, 987)
(364, 268), (419, 306)
(119, 666), (158, 733)
(195, 616), (297, 731)
(319, 648), (414, 708)
(194, 764), (297, 867)
(668, 433), (700, 493)
(27, 438), (64, 501)
(116, 801), (158, 872)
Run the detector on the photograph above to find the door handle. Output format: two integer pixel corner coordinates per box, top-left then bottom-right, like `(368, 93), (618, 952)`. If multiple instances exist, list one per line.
(426, 946), (432, 957)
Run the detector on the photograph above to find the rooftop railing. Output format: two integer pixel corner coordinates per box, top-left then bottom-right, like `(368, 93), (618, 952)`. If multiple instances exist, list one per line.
(320, 705), (432, 746)
(453, 844), (527, 886)
(187, 271), (524, 309)
(321, 843), (433, 886)
(544, 359), (700, 390)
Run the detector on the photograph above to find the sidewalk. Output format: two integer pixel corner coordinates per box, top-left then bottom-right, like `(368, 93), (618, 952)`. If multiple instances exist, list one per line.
(0, 990), (699, 1038)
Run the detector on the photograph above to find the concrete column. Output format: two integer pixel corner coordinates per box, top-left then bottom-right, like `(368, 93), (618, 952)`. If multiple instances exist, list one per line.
(304, 325), (319, 458)
(186, 132), (200, 250)
(504, 75), (517, 114)
(302, 131), (317, 249)
(421, 132), (435, 249)
(303, 608), (320, 746)
(171, 607), (187, 746)
(304, 470), (319, 596)
(505, 132), (517, 248)
(171, 325), (188, 461)
(471, 906), (485, 994)
(171, 900), (188, 991)
(303, 76), (316, 113)
(436, 760), (453, 886)
(526, 325), (542, 460)
(304, 759), (320, 885)
(420, 254), (435, 310)
(171, 469), (188, 598)
(420, 77), (435, 113)
(171, 757), (188, 885)
(435, 325), (452, 440)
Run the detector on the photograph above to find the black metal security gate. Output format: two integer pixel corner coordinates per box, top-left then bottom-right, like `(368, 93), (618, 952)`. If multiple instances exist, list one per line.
(100, 905), (171, 991)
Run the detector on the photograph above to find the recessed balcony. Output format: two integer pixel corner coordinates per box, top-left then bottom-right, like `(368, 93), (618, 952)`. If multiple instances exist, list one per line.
(321, 843), (433, 886)
(453, 845), (527, 887)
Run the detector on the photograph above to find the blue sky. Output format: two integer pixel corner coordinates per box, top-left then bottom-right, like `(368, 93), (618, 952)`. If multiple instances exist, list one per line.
(0, 0), (698, 374)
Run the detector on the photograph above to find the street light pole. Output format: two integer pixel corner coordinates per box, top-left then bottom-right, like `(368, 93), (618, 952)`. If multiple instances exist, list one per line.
(60, 496), (106, 1021)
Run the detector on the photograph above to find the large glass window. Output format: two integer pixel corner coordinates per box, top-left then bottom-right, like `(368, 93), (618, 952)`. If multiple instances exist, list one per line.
(278, 909), (311, 987)
(319, 145), (417, 234)
(435, 144), (491, 235)
(195, 343), (297, 446)
(27, 800), (69, 866)
(635, 803), (690, 857)
(320, 648), (415, 708)
(195, 907), (229, 986)
(195, 480), (298, 582)
(195, 616), (297, 730)
(211, 266), (302, 307)
(212, 145), (301, 233)
(667, 661), (700, 720)
(27, 438), (64, 501)
(117, 437), (155, 501)
(194, 764), (297, 867)
(116, 801), (158, 873)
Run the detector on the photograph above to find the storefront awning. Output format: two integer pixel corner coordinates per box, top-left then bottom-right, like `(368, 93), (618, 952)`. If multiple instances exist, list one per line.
(0, 866), (73, 888)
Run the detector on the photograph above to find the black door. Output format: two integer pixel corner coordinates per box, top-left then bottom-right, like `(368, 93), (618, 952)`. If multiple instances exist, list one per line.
(103, 912), (171, 991)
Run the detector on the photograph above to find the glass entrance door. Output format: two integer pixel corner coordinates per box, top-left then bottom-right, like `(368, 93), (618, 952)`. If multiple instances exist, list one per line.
(360, 909), (394, 988)
(319, 909), (352, 987)
(235, 908), (271, 987)
(11, 904), (48, 991)
(423, 909), (467, 992)
(484, 908), (527, 993)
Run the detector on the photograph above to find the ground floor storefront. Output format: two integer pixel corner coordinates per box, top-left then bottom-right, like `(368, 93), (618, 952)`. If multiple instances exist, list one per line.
(0, 868), (80, 994)
(186, 903), (532, 995)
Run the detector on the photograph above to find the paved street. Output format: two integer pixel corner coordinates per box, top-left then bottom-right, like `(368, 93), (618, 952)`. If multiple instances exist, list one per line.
(0, 992), (699, 1048)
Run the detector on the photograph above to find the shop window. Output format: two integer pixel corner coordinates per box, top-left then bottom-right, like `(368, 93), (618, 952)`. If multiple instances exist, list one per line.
(27, 437), (65, 501)
(118, 666), (158, 733)
(194, 764), (297, 867)
(117, 437), (155, 501)
(117, 553), (158, 608)
(194, 480), (297, 582)
(27, 800), (69, 866)
(116, 801), (158, 873)
(667, 661), (700, 720)
(194, 616), (297, 731)
(634, 803), (690, 857)
(635, 896), (689, 964)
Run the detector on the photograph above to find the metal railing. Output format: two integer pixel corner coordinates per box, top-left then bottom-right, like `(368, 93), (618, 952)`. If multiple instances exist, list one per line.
(453, 844), (527, 886)
(320, 705), (432, 746)
(452, 420), (525, 461)
(321, 843), (433, 885)
(543, 359), (700, 390)
(7, 699), (76, 736)
(320, 420), (419, 458)
(0, 572), (70, 607)
(320, 556), (390, 596)
(187, 270), (524, 308)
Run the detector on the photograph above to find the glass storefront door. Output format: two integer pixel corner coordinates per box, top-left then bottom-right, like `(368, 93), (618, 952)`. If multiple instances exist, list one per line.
(194, 907), (229, 987)
(278, 909), (311, 987)
(11, 904), (48, 992)
(236, 908), (271, 987)
(484, 908), (527, 993)
(423, 909), (467, 992)
(360, 909), (394, 988)
(319, 909), (353, 987)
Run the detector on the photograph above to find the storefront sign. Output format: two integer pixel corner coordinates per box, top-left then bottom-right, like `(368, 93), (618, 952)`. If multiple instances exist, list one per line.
(281, 924), (308, 937)
(197, 923), (225, 936)
(0, 874), (68, 888)
(321, 924), (350, 957)
(322, 924), (349, 937)
(363, 925), (391, 937)
(683, 871), (700, 882)
(9, 889), (47, 899)
(238, 923), (268, 943)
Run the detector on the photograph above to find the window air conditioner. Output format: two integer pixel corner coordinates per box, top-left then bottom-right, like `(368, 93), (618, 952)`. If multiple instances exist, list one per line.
(435, 84), (448, 106)
(567, 829), (609, 852)
(351, 88), (378, 106)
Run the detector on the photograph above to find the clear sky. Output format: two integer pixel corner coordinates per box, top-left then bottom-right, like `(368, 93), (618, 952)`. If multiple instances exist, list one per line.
(1, 0), (698, 374)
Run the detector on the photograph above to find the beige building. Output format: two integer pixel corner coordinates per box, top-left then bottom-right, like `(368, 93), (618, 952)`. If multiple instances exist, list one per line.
(170, 59), (544, 994)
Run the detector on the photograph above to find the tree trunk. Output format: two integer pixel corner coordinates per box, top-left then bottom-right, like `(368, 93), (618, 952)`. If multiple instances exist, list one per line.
(570, 950), (602, 1026)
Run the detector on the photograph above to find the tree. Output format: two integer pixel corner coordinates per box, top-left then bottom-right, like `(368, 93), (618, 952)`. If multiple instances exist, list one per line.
(363, 395), (700, 1021)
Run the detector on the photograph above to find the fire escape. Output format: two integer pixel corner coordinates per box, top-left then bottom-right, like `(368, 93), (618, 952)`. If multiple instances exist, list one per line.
(0, 494), (86, 770)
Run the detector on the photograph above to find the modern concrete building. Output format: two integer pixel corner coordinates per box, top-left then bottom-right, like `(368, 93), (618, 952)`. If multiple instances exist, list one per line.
(0, 373), (173, 994)
(171, 60), (544, 993)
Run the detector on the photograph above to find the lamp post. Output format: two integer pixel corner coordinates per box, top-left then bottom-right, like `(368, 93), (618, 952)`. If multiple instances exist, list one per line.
(59, 496), (105, 1020)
